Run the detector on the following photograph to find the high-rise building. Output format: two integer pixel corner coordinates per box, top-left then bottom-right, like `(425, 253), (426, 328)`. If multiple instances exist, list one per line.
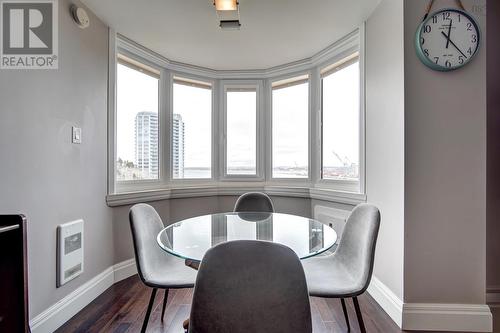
(135, 111), (158, 178)
(173, 113), (185, 178)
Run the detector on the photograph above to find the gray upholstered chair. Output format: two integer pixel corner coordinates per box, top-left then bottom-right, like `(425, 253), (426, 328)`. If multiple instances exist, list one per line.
(302, 203), (380, 333)
(188, 240), (312, 333)
(129, 203), (197, 333)
(233, 192), (275, 213)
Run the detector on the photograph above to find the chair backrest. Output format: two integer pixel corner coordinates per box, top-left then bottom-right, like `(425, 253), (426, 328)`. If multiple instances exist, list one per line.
(334, 203), (381, 294)
(129, 203), (166, 286)
(233, 192), (275, 213)
(189, 240), (312, 333)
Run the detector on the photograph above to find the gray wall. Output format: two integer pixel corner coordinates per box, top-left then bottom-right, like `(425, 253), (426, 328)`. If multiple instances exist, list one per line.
(113, 195), (312, 263)
(0, 0), (112, 318)
(404, 0), (487, 303)
(365, 0), (406, 300)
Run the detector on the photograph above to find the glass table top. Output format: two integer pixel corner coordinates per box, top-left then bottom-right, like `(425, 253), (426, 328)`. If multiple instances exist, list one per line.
(157, 212), (337, 262)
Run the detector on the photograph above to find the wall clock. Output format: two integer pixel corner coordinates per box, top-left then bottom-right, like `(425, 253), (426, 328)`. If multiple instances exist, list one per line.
(415, 8), (480, 71)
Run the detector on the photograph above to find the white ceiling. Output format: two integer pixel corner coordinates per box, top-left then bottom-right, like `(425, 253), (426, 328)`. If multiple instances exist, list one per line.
(82, 0), (380, 70)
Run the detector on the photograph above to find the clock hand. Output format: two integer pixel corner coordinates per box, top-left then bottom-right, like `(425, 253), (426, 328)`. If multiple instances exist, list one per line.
(445, 20), (453, 49)
(440, 31), (468, 58)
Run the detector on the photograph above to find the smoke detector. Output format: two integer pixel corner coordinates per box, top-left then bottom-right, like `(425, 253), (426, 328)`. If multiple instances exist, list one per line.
(70, 5), (90, 29)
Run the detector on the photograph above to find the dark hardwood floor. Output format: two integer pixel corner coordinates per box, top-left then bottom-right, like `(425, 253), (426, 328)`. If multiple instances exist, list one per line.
(56, 275), (499, 333)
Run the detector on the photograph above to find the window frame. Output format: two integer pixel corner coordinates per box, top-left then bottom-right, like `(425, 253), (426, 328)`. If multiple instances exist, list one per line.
(220, 80), (265, 181)
(268, 72), (312, 183)
(316, 49), (365, 193)
(108, 28), (365, 200)
(169, 72), (217, 185)
(112, 45), (166, 194)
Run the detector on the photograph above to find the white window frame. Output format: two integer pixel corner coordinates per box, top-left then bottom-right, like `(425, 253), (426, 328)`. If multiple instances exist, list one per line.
(111, 38), (168, 194)
(169, 72), (217, 186)
(108, 28), (366, 202)
(220, 80), (264, 181)
(315, 45), (365, 193)
(267, 72), (312, 183)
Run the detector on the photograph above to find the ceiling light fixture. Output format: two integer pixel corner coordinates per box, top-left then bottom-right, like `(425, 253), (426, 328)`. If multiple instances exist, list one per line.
(214, 0), (241, 29)
(214, 0), (238, 11)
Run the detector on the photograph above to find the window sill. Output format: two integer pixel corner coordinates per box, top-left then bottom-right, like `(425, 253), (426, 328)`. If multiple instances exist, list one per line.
(105, 184), (366, 207)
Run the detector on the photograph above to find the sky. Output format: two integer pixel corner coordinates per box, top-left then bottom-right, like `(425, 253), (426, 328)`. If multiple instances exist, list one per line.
(227, 90), (257, 173)
(272, 82), (309, 169)
(116, 64), (158, 163)
(172, 83), (212, 169)
(322, 62), (360, 168)
(116, 61), (360, 173)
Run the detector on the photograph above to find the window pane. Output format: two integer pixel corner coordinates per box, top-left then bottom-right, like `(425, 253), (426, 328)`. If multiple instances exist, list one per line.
(322, 60), (359, 180)
(226, 89), (257, 175)
(272, 81), (309, 178)
(173, 81), (212, 179)
(116, 62), (159, 181)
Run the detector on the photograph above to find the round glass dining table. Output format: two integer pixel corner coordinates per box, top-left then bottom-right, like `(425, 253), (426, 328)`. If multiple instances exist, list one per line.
(157, 212), (337, 264)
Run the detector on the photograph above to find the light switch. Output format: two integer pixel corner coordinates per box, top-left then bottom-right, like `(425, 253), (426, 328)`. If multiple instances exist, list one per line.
(72, 126), (82, 144)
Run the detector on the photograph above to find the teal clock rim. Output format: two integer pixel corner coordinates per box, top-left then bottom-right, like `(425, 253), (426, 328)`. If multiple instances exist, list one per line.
(415, 8), (481, 72)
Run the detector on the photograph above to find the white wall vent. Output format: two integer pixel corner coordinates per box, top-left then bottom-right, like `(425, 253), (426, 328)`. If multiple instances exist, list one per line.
(57, 219), (84, 287)
(313, 206), (351, 243)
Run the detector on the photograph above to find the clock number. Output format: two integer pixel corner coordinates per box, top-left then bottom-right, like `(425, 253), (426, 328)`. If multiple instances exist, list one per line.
(442, 12), (451, 20)
(434, 57), (439, 64)
(457, 14), (461, 22)
(467, 22), (473, 31)
(471, 34), (477, 43)
(432, 16), (438, 24)
(423, 49), (429, 57)
(458, 55), (464, 65)
(445, 60), (452, 68)
(468, 47), (473, 55)
(423, 25), (432, 33)
(421, 37), (425, 45)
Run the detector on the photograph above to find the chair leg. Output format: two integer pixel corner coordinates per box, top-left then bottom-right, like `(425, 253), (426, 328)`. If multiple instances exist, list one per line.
(161, 289), (169, 322)
(141, 288), (157, 333)
(352, 296), (366, 333)
(340, 298), (350, 332)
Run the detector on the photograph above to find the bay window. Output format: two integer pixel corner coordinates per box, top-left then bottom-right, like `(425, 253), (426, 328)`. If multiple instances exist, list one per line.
(271, 76), (309, 179)
(320, 54), (360, 182)
(172, 77), (213, 179)
(110, 33), (364, 202)
(116, 54), (160, 182)
(223, 84), (261, 178)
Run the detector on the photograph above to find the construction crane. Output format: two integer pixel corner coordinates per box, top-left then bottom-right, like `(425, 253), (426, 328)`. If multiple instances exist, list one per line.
(331, 150), (349, 167)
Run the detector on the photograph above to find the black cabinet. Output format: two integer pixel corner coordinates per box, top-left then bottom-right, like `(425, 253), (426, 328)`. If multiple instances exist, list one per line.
(0, 215), (30, 333)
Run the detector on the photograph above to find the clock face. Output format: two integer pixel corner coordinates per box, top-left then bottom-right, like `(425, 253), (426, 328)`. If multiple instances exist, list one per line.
(416, 9), (480, 71)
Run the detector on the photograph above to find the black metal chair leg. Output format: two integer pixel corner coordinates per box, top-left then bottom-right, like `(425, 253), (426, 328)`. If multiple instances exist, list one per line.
(141, 288), (157, 333)
(352, 296), (366, 333)
(340, 298), (351, 332)
(161, 289), (169, 321)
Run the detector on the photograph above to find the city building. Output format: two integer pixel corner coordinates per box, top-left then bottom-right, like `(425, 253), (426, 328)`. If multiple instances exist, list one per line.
(135, 111), (158, 178)
(173, 113), (185, 178)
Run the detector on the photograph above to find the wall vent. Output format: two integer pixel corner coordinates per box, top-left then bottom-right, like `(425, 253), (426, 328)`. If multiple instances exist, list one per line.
(57, 219), (84, 287)
(313, 206), (351, 243)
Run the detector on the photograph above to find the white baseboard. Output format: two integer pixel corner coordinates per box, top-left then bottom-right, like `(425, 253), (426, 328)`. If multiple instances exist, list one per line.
(367, 276), (403, 328)
(29, 259), (138, 333)
(366, 276), (493, 332)
(114, 258), (137, 283)
(402, 303), (493, 332)
(29, 267), (115, 333)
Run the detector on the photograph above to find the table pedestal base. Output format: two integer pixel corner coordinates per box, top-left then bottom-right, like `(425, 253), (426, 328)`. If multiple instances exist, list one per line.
(183, 259), (201, 331)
